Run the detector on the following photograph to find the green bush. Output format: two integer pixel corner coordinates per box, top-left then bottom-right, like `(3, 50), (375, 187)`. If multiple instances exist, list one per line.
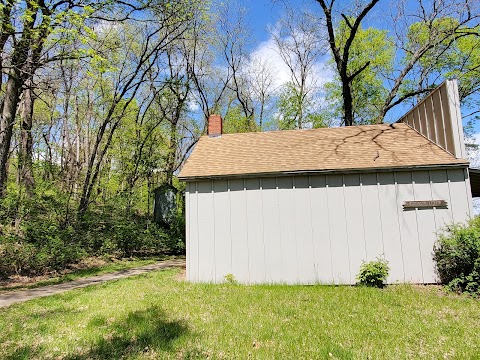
(0, 237), (36, 277)
(356, 258), (389, 288)
(433, 217), (480, 296)
(0, 182), (186, 279)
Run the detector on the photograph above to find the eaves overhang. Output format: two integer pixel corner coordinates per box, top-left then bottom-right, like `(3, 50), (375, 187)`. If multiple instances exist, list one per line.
(179, 162), (470, 182)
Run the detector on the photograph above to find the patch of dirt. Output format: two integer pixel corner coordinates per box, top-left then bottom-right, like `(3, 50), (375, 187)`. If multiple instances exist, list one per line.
(0, 256), (109, 290)
(175, 268), (186, 281)
(410, 284), (454, 297)
(0, 273), (55, 289)
(69, 256), (108, 270)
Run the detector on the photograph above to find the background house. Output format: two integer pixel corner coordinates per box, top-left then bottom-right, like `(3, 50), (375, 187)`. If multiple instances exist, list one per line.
(179, 80), (474, 285)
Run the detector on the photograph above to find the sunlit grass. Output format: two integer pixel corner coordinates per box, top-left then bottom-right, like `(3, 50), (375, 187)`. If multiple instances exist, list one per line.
(1, 268), (479, 359)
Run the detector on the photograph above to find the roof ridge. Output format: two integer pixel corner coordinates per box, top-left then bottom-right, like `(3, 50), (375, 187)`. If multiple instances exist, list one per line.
(199, 123), (401, 138)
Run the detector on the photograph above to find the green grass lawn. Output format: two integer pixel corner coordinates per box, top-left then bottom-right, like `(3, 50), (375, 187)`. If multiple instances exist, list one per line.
(1, 269), (479, 359)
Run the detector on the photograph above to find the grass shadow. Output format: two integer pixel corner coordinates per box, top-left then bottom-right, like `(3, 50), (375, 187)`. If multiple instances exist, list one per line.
(5, 346), (39, 360)
(64, 305), (188, 359)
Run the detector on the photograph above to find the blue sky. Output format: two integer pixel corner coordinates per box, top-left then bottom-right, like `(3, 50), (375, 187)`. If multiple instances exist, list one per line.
(242, 0), (283, 42)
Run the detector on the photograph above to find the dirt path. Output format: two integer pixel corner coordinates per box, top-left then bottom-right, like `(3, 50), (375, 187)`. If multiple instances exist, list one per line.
(0, 258), (186, 308)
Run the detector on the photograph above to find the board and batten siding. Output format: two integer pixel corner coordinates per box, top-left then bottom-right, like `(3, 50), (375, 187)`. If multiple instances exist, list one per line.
(185, 168), (472, 284)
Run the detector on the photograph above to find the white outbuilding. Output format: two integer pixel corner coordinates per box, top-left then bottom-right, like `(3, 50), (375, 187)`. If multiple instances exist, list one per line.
(179, 80), (474, 284)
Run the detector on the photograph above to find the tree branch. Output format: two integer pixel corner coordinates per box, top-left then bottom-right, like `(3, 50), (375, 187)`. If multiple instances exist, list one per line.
(348, 61), (370, 82)
(341, 14), (353, 29)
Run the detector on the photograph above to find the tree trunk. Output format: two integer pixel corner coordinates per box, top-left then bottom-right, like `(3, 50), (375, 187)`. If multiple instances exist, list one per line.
(165, 119), (178, 186)
(342, 80), (354, 126)
(0, 74), (23, 197)
(18, 84), (35, 196)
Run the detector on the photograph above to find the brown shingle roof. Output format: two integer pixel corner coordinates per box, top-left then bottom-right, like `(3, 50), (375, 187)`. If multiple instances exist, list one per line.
(178, 123), (468, 180)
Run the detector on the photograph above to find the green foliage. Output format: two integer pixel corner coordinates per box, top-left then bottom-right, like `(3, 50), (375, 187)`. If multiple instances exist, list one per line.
(223, 105), (258, 133)
(405, 19), (480, 117)
(0, 188), (86, 277)
(224, 273), (237, 284)
(433, 217), (480, 296)
(276, 82), (327, 130)
(0, 177), (185, 279)
(356, 258), (390, 288)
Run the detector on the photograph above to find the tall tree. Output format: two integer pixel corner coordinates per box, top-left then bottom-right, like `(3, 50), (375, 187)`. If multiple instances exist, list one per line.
(272, 6), (326, 129)
(0, 0), (98, 197)
(322, 20), (394, 124)
(315, 0), (380, 126)
(77, 0), (199, 217)
(218, 2), (256, 130)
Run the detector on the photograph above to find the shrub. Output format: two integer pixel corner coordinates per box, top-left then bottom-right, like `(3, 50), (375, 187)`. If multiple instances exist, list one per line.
(433, 217), (480, 296)
(356, 258), (389, 288)
(224, 273), (237, 284)
(0, 237), (36, 277)
(0, 182), (186, 278)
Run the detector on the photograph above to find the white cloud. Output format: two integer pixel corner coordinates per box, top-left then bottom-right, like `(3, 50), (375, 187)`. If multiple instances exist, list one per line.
(248, 36), (334, 92)
(249, 38), (291, 90)
(468, 132), (480, 168)
(187, 96), (200, 112)
(93, 20), (118, 34)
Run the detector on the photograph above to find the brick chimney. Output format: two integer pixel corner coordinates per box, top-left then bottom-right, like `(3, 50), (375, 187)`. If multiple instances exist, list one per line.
(208, 114), (222, 137)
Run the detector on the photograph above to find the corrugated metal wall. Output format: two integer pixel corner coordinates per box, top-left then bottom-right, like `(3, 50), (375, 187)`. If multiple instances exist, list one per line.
(186, 168), (472, 284)
(398, 79), (466, 159)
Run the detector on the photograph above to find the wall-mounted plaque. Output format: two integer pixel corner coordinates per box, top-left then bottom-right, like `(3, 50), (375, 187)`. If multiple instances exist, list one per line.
(403, 200), (447, 209)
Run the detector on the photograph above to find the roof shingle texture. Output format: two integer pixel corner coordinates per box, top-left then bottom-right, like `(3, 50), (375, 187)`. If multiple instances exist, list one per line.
(178, 123), (468, 179)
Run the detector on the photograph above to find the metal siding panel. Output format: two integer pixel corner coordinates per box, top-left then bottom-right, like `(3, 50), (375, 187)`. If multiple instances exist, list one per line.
(188, 182), (199, 282)
(310, 175), (334, 284)
(378, 172), (405, 283)
(213, 180), (231, 282)
(418, 103), (427, 136)
(246, 178), (266, 283)
(448, 169), (471, 224)
(229, 178), (250, 283)
(446, 80), (467, 158)
(425, 96), (437, 143)
(464, 169), (474, 216)
(185, 184), (190, 281)
(430, 170), (454, 229)
(439, 86), (456, 155)
(261, 177), (283, 282)
(293, 176), (316, 283)
(278, 176), (298, 284)
(361, 173), (384, 261)
(326, 174), (351, 284)
(414, 106), (421, 133)
(343, 174), (366, 284)
(432, 90), (447, 150)
(412, 171), (437, 283)
(395, 172), (423, 283)
(407, 112), (414, 127)
(197, 181), (215, 282)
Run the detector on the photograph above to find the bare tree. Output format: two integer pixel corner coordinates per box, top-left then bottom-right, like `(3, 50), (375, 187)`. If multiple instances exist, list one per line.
(182, 6), (231, 127)
(218, 3), (256, 126)
(248, 56), (276, 129)
(271, 6), (327, 129)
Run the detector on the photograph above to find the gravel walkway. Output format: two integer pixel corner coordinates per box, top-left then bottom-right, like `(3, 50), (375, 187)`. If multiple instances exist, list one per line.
(0, 258), (186, 308)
